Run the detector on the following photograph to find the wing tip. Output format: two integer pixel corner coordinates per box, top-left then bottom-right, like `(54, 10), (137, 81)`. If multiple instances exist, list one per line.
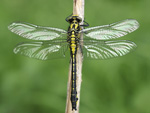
(8, 21), (23, 31)
(8, 22), (15, 30)
(126, 19), (140, 29)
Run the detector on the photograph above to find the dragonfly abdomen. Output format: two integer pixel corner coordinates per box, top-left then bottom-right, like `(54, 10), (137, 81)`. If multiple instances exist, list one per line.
(70, 53), (78, 110)
(70, 31), (78, 110)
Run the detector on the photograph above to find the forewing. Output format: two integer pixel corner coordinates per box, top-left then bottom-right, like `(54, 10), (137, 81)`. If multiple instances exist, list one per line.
(14, 41), (69, 60)
(8, 22), (67, 40)
(81, 19), (139, 40)
(83, 40), (137, 59)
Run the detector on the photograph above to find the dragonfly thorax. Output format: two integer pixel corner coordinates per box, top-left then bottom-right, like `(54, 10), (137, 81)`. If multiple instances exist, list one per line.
(67, 16), (81, 45)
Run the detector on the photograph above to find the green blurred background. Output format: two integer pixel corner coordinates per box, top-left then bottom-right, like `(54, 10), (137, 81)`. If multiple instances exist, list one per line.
(0, 0), (150, 113)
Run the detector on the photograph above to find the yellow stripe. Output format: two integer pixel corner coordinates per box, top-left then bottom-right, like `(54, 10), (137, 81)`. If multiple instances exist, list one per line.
(72, 15), (78, 16)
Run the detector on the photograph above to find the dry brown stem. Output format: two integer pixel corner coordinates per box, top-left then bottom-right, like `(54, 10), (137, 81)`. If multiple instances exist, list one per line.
(65, 0), (84, 113)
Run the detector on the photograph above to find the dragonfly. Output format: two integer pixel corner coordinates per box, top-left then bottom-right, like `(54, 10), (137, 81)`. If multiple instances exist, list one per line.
(8, 15), (139, 110)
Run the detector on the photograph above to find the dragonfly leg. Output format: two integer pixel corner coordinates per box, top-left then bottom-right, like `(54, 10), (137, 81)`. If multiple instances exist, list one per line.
(80, 20), (89, 27)
(65, 13), (73, 22)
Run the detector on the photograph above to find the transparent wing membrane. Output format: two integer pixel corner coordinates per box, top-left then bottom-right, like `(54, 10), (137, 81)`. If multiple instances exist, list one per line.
(8, 19), (139, 60)
(14, 41), (69, 60)
(81, 19), (139, 40)
(82, 40), (137, 60)
(8, 22), (67, 40)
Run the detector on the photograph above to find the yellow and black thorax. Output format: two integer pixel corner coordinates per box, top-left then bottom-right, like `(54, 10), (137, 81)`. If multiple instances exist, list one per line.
(66, 16), (82, 55)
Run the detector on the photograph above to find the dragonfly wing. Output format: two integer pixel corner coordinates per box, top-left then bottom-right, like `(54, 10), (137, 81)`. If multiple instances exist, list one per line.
(14, 41), (69, 60)
(81, 19), (139, 40)
(83, 40), (137, 59)
(8, 22), (67, 40)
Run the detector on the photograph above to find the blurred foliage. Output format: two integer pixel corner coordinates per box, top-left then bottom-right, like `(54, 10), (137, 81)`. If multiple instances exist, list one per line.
(0, 0), (150, 113)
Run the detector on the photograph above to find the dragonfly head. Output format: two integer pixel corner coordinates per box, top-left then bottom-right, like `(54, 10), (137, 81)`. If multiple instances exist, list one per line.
(66, 15), (82, 24)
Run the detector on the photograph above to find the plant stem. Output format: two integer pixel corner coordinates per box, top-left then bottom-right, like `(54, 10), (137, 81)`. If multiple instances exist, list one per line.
(65, 0), (84, 113)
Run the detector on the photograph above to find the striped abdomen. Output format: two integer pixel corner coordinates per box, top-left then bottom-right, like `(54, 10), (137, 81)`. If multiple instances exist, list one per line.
(70, 31), (78, 110)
